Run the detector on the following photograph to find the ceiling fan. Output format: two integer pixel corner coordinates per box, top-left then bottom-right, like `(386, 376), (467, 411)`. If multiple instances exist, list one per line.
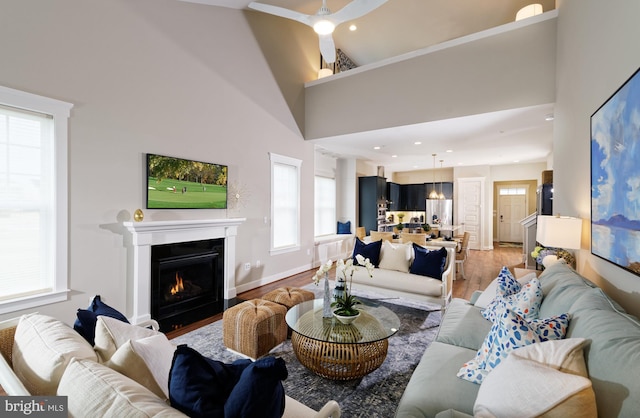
(248, 0), (387, 64)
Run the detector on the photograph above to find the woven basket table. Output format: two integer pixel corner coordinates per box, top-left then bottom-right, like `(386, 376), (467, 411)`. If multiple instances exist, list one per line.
(286, 299), (400, 380)
(223, 299), (287, 360)
(261, 286), (315, 309)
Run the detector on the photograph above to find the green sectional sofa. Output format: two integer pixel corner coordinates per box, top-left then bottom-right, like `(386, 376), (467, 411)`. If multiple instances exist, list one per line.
(395, 262), (640, 417)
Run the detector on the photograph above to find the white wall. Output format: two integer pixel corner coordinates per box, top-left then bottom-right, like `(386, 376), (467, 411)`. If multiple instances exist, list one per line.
(0, 0), (316, 324)
(555, 0), (640, 317)
(336, 158), (357, 227)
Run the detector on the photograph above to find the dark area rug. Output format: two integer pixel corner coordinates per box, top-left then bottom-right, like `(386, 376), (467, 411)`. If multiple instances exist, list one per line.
(172, 288), (442, 418)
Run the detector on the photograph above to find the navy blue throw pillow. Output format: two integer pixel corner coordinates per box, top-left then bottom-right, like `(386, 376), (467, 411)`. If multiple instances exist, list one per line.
(337, 220), (351, 234)
(73, 295), (130, 345)
(410, 245), (447, 280)
(168, 345), (252, 418)
(352, 237), (382, 267)
(225, 356), (288, 418)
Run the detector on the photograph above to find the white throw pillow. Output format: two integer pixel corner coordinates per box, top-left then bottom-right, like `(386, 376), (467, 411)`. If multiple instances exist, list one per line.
(93, 316), (159, 362)
(378, 240), (412, 273)
(474, 338), (597, 418)
(57, 358), (187, 417)
(474, 270), (536, 309)
(12, 313), (98, 395)
(105, 334), (176, 400)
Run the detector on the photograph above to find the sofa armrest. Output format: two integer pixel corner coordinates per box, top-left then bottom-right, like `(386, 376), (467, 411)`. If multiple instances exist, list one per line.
(315, 400), (341, 418)
(424, 246), (455, 308)
(135, 319), (160, 331)
(469, 290), (483, 305)
(0, 354), (29, 395)
(0, 317), (29, 395)
(283, 396), (341, 418)
(435, 409), (474, 418)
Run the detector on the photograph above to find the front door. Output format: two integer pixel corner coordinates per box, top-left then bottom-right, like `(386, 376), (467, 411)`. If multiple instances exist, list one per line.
(498, 194), (526, 243)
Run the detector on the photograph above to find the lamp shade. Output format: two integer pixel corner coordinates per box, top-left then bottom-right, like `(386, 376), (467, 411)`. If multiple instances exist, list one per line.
(536, 215), (582, 249)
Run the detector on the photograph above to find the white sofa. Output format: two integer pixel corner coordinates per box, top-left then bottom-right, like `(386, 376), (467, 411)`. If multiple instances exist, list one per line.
(350, 242), (454, 309)
(0, 313), (341, 418)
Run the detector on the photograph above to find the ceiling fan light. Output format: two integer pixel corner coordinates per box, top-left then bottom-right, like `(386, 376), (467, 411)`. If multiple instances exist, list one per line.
(313, 19), (335, 35)
(318, 68), (333, 79)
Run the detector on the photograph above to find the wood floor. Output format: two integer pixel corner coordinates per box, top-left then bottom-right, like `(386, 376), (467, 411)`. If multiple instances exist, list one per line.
(167, 242), (524, 339)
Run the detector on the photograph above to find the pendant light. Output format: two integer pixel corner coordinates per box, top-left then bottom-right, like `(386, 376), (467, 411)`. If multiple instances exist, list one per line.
(428, 154), (439, 199)
(438, 160), (445, 199)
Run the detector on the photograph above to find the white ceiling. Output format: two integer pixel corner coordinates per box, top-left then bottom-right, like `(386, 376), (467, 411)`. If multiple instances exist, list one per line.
(179, 0), (557, 172)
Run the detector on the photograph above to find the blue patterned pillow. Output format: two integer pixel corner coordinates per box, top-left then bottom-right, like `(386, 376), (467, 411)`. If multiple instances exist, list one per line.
(482, 278), (543, 323)
(457, 309), (570, 384)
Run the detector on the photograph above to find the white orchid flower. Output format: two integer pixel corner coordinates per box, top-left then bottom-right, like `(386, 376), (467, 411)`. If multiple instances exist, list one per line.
(312, 259), (334, 285)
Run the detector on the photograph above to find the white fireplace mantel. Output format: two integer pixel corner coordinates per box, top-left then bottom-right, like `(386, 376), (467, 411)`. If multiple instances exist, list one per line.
(123, 218), (245, 324)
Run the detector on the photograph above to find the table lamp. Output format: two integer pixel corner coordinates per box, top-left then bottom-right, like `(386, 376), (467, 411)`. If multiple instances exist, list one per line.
(536, 215), (582, 267)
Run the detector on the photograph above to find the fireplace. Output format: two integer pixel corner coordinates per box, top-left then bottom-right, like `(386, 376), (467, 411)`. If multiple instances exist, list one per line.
(151, 239), (224, 331)
(123, 218), (245, 326)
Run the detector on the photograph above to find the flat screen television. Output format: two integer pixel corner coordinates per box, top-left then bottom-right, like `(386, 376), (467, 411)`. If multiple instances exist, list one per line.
(146, 153), (228, 209)
(591, 66), (640, 276)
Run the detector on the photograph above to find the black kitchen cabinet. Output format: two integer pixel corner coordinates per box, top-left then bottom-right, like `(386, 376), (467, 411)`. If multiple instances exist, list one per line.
(387, 182), (400, 211)
(401, 184), (426, 211)
(425, 182), (453, 200)
(359, 176), (387, 235)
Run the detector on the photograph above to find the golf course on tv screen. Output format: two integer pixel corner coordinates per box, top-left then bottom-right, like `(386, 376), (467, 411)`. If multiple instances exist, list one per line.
(146, 153), (227, 209)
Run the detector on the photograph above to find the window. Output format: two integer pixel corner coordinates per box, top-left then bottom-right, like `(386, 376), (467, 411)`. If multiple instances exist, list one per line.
(270, 153), (302, 254)
(0, 86), (72, 314)
(314, 176), (336, 237)
(499, 187), (526, 195)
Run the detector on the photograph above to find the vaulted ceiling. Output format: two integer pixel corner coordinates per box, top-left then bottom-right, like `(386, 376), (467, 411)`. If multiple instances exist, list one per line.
(180, 0), (558, 172)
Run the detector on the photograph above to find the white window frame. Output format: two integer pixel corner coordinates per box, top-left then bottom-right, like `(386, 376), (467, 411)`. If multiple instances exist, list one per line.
(0, 86), (72, 314)
(269, 153), (302, 255)
(314, 175), (336, 237)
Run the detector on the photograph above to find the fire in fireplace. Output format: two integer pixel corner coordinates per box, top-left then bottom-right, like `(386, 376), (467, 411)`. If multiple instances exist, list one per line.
(151, 238), (224, 331)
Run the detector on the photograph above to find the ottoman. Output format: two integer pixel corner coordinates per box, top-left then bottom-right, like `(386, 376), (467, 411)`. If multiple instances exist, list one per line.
(222, 299), (287, 359)
(261, 286), (315, 310)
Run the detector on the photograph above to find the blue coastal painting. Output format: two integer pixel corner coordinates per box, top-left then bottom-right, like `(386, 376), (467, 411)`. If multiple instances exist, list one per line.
(591, 67), (640, 276)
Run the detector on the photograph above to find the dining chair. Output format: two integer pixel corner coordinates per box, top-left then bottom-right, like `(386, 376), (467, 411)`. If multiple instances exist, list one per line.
(455, 232), (471, 279)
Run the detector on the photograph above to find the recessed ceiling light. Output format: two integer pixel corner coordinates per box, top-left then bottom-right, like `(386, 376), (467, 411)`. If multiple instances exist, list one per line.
(513, 160), (520, 163)
(446, 149), (453, 153)
(373, 146), (381, 150)
(391, 155), (397, 158)
(349, 24), (357, 31)
(414, 141), (422, 145)
(545, 113), (555, 121)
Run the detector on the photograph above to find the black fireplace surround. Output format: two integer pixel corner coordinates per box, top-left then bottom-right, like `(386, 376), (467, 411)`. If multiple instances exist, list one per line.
(151, 238), (224, 331)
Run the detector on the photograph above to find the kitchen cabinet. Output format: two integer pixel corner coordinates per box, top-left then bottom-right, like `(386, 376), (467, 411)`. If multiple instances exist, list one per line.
(425, 182), (454, 200)
(386, 182), (454, 211)
(387, 182), (400, 211)
(401, 184), (426, 211)
(359, 176), (387, 235)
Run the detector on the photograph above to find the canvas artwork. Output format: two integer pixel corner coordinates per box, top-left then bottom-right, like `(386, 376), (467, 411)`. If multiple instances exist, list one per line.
(146, 153), (228, 209)
(591, 67), (640, 276)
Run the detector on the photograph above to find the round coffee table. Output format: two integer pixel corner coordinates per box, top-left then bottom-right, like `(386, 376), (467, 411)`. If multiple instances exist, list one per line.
(285, 299), (400, 380)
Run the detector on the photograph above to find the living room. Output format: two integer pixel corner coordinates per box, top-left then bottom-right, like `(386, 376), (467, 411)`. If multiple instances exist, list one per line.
(2, 0), (639, 324)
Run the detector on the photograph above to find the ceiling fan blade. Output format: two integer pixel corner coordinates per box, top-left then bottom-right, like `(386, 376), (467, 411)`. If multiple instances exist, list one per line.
(319, 34), (336, 64)
(247, 2), (312, 26)
(331, 0), (387, 24)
